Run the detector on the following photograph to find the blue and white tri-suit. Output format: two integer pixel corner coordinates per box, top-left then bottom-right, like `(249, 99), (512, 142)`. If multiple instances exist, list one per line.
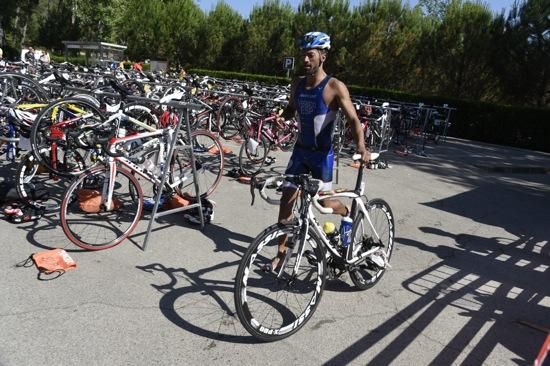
(285, 75), (336, 189)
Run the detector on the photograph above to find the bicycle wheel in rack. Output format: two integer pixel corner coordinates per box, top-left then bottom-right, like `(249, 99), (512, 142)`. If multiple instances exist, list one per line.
(349, 198), (395, 290)
(30, 98), (105, 177)
(175, 129), (224, 199)
(217, 97), (245, 140)
(278, 120), (298, 152)
(234, 223), (327, 342)
(123, 102), (160, 130)
(15, 151), (68, 202)
(238, 137), (269, 176)
(60, 166), (143, 251)
(0, 73), (49, 104)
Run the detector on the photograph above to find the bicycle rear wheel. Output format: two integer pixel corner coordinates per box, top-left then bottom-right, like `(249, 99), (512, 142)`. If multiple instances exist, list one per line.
(349, 198), (395, 290)
(278, 120), (298, 152)
(234, 223), (326, 342)
(175, 130), (224, 198)
(15, 151), (67, 202)
(217, 97), (245, 140)
(30, 98), (104, 177)
(238, 137), (269, 176)
(60, 166), (143, 250)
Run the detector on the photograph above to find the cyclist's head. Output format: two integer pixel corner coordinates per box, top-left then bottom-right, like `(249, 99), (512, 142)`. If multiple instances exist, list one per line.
(299, 32), (330, 74)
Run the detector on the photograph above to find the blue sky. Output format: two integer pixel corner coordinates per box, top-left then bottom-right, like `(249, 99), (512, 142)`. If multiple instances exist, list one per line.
(195, 0), (516, 17)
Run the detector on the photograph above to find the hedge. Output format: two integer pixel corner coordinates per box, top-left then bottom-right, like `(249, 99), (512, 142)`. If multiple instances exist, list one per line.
(190, 68), (550, 153)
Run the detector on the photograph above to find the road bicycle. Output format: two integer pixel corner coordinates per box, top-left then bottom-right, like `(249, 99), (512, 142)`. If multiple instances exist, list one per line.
(29, 95), (161, 177)
(238, 110), (298, 176)
(234, 153), (395, 341)
(59, 121), (223, 250)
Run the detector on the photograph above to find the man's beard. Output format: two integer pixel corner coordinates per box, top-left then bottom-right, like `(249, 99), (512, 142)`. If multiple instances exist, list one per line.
(304, 64), (319, 75)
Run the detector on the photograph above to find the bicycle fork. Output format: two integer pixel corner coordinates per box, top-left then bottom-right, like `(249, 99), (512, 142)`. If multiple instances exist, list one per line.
(276, 215), (311, 281)
(101, 159), (118, 211)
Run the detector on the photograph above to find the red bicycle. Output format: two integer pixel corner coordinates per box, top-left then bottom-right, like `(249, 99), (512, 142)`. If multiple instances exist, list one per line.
(238, 110), (298, 175)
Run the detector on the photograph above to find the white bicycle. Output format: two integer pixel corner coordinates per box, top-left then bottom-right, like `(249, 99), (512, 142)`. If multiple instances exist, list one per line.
(234, 153), (395, 341)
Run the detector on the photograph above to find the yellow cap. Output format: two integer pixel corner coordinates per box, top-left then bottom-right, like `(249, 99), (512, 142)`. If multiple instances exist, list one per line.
(323, 221), (336, 234)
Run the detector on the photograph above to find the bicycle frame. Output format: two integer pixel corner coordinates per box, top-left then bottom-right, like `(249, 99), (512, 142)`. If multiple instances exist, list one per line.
(99, 126), (196, 209)
(310, 192), (385, 264)
(246, 112), (295, 146)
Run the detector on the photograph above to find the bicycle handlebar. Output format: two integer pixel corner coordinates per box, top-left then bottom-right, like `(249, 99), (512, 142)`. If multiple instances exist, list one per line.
(251, 153), (376, 211)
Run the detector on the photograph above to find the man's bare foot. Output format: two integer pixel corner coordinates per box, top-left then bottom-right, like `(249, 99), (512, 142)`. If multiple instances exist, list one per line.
(262, 250), (287, 272)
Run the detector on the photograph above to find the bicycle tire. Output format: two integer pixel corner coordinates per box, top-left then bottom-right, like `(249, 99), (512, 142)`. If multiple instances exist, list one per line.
(29, 98), (105, 177)
(349, 198), (395, 290)
(238, 137), (269, 176)
(123, 102), (160, 129)
(234, 223), (326, 342)
(15, 151), (70, 201)
(60, 166), (143, 251)
(217, 97), (245, 140)
(0, 73), (49, 104)
(176, 129), (224, 198)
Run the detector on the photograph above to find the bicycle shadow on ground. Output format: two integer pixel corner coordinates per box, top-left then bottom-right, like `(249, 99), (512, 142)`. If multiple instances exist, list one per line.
(137, 213), (254, 257)
(136, 261), (258, 344)
(322, 181), (549, 364)
(322, 231), (548, 365)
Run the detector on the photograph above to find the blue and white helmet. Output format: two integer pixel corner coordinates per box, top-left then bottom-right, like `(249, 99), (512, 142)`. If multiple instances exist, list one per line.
(300, 32), (331, 50)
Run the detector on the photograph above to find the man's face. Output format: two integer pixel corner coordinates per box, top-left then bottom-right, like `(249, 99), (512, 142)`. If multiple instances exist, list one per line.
(302, 49), (325, 75)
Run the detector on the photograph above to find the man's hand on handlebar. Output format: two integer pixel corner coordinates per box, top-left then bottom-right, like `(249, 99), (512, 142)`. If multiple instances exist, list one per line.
(356, 144), (370, 164)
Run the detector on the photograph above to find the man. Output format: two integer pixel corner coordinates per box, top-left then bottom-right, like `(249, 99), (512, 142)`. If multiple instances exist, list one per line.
(25, 47), (35, 63)
(268, 31), (370, 270)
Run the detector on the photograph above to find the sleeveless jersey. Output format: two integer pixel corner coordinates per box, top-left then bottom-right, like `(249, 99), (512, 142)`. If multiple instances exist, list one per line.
(294, 75), (336, 150)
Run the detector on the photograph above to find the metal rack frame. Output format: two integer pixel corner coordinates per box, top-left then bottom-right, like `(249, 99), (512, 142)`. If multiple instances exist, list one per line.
(142, 101), (204, 251)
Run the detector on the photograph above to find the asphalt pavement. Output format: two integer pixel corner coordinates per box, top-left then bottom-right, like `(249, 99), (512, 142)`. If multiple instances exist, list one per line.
(0, 136), (549, 365)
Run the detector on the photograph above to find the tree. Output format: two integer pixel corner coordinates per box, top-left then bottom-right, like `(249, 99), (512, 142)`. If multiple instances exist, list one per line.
(430, 0), (497, 100)
(295, 0), (353, 76)
(240, 0), (295, 74)
(196, 2), (244, 70)
(492, 0), (550, 107)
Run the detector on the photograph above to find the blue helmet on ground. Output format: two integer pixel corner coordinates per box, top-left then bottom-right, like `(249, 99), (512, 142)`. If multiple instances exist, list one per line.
(300, 32), (331, 50)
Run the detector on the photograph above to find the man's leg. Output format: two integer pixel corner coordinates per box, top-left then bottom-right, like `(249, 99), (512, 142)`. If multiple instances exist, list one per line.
(278, 187), (299, 223)
(265, 187), (300, 271)
(319, 198), (349, 216)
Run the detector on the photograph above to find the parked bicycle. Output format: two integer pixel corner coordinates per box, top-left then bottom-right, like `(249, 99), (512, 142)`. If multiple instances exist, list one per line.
(59, 119), (223, 250)
(238, 110), (298, 176)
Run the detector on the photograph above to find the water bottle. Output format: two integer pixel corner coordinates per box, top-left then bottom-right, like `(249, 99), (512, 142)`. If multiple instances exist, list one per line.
(340, 216), (353, 248)
(323, 221), (340, 246)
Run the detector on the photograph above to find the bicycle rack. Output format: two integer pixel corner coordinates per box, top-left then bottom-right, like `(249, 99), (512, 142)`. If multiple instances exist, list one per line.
(142, 99), (204, 251)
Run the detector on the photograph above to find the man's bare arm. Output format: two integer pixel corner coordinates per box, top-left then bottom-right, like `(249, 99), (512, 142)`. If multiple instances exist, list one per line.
(280, 78), (300, 121)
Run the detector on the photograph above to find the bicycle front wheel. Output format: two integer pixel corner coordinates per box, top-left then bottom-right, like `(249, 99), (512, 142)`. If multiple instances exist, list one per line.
(349, 198), (395, 290)
(60, 166), (143, 250)
(234, 223), (326, 342)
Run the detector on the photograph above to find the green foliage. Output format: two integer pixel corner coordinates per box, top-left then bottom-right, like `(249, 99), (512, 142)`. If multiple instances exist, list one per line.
(240, 0), (296, 74)
(196, 3), (244, 70)
(50, 53), (87, 65)
(1, 0), (549, 110)
(491, 0), (550, 107)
